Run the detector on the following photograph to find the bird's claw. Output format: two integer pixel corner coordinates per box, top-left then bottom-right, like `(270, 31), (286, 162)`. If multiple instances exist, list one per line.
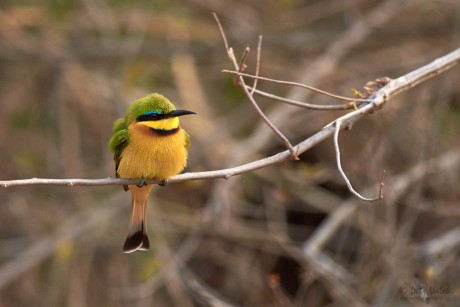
(159, 180), (168, 187)
(136, 179), (147, 188)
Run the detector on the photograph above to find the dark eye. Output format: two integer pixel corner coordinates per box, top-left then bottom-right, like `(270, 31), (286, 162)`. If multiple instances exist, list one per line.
(136, 110), (163, 122)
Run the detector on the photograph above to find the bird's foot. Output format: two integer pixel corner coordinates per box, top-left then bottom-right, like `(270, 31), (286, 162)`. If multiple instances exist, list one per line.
(136, 179), (148, 188)
(158, 180), (168, 187)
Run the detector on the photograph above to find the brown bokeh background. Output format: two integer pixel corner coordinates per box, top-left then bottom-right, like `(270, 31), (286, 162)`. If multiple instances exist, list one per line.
(0, 0), (459, 306)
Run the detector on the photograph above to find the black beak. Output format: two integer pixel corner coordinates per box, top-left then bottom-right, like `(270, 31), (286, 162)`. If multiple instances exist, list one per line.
(136, 109), (196, 122)
(169, 110), (196, 117)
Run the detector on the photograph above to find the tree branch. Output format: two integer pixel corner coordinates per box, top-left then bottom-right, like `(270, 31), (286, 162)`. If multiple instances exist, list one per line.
(0, 48), (458, 188)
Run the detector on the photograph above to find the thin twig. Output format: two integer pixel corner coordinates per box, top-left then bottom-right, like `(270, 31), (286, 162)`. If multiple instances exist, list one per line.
(233, 45), (250, 85)
(223, 70), (373, 103)
(213, 12), (229, 52)
(236, 67), (300, 160)
(247, 86), (353, 110)
(214, 13), (299, 160)
(237, 45), (250, 74)
(250, 35), (263, 95)
(333, 120), (383, 202)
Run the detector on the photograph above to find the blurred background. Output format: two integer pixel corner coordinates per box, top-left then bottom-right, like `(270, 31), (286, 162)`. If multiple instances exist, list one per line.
(0, 0), (460, 306)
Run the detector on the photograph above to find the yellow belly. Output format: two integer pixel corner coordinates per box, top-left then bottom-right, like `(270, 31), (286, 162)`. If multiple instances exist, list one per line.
(117, 123), (188, 180)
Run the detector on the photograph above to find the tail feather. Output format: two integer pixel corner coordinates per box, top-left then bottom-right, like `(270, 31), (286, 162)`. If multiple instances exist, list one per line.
(123, 228), (150, 253)
(123, 185), (153, 253)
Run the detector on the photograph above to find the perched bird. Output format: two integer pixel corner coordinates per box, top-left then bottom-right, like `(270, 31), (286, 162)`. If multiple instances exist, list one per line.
(109, 93), (195, 253)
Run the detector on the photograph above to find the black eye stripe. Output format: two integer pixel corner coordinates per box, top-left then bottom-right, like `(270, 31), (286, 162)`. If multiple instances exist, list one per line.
(136, 113), (170, 122)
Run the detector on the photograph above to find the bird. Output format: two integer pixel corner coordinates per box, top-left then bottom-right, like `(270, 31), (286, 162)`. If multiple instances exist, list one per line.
(108, 93), (195, 253)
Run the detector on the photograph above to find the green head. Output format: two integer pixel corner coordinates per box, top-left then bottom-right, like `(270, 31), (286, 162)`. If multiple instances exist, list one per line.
(125, 93), (195, 129)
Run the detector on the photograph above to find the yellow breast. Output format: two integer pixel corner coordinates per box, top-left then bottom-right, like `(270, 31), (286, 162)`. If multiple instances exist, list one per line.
(117, 123), (188, 180)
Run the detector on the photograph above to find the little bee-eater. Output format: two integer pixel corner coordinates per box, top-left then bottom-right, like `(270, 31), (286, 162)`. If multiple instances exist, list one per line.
(109, 93), (195, 253)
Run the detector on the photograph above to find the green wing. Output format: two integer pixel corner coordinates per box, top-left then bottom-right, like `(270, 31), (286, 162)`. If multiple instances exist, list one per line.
(108, 118), (129, 178)
(184, 129), (191, 150)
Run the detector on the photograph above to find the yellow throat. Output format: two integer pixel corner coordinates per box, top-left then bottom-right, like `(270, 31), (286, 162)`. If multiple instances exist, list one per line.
(116, 118), (188, 180)
(139, 117), (179, 131)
